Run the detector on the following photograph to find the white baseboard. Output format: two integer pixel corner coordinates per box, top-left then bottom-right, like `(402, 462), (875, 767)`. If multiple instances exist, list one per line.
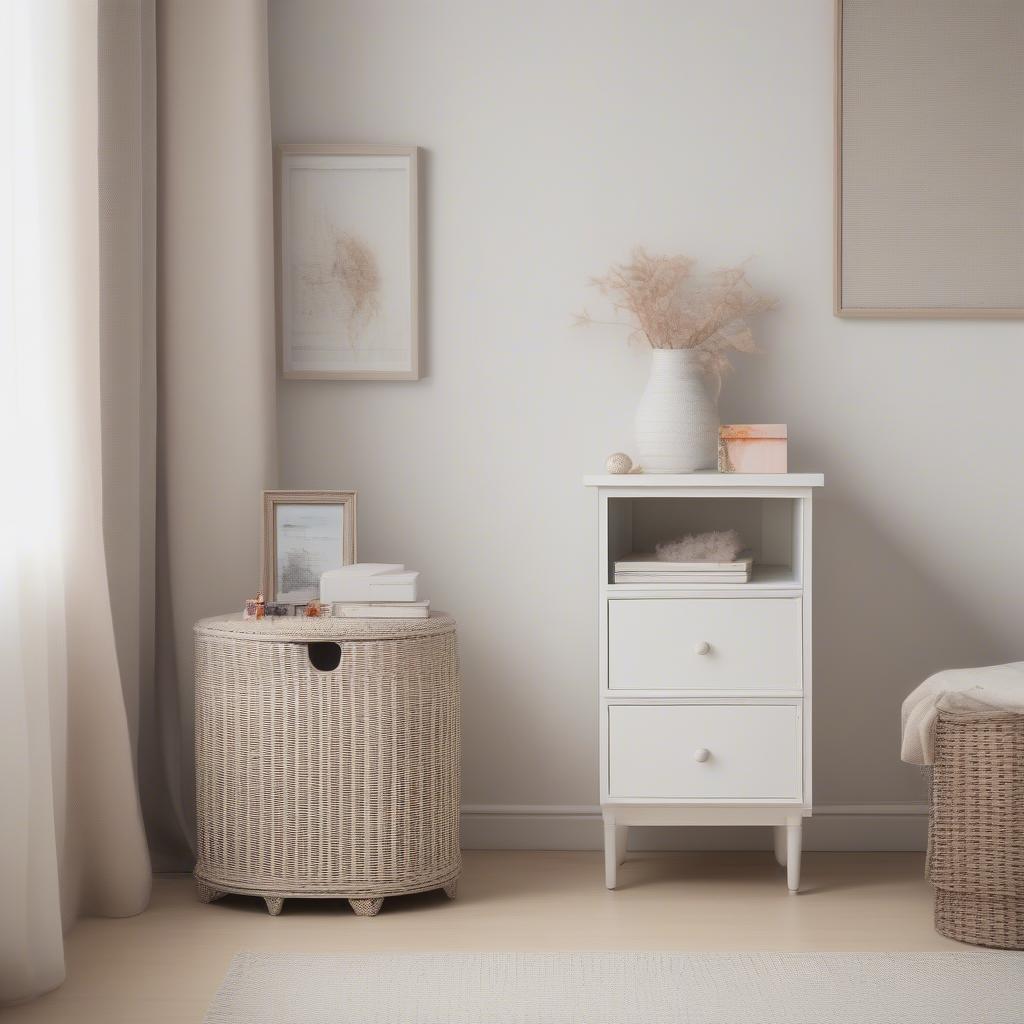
(460, 803), (929, 852)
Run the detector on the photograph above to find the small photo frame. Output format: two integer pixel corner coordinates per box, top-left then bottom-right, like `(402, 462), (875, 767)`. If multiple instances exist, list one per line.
(261, 490), (357, 604)
(276, 144), (420, 379)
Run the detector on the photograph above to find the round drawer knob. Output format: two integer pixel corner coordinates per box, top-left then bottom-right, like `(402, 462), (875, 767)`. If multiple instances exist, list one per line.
(693, 747), (711, 763)
(694, 641), (711, 656)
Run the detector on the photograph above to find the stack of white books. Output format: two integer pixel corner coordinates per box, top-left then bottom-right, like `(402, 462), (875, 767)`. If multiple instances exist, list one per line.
(320, 564), (430, 618)
(333, 600), (430, 619)
(613, 555), (753, 584)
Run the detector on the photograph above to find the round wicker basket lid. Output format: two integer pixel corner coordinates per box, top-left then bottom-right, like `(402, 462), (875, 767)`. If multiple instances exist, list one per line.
(195, 612), (456, 642)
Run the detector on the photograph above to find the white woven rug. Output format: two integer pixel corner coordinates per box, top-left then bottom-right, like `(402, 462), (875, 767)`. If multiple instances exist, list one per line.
(205, 951), (1024, 1023)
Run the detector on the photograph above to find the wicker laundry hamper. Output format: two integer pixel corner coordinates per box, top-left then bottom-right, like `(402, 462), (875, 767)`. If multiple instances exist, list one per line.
(927, 709), (1024, 948)
(193, 613), (460, 917)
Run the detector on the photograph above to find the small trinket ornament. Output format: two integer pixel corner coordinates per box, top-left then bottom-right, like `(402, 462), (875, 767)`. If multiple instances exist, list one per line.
(605, 452), (633, 475)
(303, 600), (322, 618)
(244, 592), (266, 619)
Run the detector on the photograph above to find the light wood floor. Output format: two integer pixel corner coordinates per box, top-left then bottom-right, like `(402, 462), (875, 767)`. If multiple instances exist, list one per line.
(5, 851), (960, 1023)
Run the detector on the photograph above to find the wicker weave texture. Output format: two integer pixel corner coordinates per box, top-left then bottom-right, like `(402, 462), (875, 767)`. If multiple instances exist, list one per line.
(194, 615), (460, 902)
(928, 710), (1024, 949)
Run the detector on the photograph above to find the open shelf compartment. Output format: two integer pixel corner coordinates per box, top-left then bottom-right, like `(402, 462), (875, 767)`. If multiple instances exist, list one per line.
(606, 495), (803, 589)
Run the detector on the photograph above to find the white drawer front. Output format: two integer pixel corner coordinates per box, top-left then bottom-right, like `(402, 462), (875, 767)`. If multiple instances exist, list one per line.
(608, 704), (802, 800)
(608, 598), (801, 692)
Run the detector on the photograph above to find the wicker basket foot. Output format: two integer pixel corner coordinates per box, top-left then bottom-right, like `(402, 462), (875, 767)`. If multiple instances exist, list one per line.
(264, 896), (285, 916)
(195, 882), (225, 904)
(443, 881), (458, 900)
(350, 897), (384, 917)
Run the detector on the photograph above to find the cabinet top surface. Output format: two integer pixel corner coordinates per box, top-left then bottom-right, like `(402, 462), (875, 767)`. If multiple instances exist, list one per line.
(583, 472), (824, 488)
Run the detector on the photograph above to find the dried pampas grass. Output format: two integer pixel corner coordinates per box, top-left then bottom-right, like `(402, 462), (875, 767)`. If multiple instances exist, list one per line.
(575, 247), (775, 375)
(655, 529), (743, 563)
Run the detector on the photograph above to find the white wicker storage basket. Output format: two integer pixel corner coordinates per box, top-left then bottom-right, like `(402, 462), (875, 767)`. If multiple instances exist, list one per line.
(193, 613), (460, 917)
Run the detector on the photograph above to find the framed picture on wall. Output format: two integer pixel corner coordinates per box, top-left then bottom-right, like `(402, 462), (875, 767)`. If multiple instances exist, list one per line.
(276, 144), (420, 379)
(261, 490), (357, 604)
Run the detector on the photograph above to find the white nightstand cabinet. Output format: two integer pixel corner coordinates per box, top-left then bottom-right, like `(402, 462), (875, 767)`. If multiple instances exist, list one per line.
(584, 473), (824, 893)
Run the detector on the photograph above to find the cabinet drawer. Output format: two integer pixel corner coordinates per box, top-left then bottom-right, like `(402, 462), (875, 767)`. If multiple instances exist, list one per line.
(608, 704), (802, 800)
(608, 598), (801, 692)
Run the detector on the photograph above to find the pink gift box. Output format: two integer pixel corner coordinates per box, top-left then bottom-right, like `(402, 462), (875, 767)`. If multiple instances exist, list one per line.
(718, 424), (788, 473)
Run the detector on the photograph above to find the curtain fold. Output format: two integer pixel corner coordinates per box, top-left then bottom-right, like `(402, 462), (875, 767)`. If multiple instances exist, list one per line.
(152, 0), (278, 869)
(99, 0), (157, 770)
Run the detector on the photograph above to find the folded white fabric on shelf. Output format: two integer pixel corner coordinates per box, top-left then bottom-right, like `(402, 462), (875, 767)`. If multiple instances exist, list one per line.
(900, 661), (1024, 765)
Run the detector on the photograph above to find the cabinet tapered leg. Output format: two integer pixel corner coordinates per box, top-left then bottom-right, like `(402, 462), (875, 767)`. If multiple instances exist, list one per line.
(264, 896), (284, 916)
(786, 819), (802, 893)
(615, 824), (628, 866)
(604, 822), (619, 889)
(774, 825), (787, 867)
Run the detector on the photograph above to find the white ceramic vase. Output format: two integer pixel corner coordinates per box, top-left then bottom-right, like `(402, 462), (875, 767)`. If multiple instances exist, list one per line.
(634, 348), (719, 473)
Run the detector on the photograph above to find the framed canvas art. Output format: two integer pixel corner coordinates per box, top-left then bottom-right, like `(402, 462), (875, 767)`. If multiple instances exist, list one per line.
(835, 0), (1024, 318)
(276, 145), (420, 378)
(261, 490), (357, 604)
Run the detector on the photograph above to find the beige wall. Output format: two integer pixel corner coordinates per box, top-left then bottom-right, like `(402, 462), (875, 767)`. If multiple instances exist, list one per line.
(268, 0), (1024, 845)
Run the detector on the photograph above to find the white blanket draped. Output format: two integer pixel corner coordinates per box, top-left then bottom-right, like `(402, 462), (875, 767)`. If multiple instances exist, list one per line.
(900, 661), (1024, 766)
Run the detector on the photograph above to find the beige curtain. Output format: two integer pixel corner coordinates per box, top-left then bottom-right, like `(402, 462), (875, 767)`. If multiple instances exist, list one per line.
(151, 0), (278, 868)
(1, 0), (276, 1002)
(105, 0), (278, 873)
(99, 0), (157, 791)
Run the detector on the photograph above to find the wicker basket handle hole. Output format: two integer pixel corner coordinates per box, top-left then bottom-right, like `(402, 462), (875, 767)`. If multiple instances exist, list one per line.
(307, 642), (342, 672)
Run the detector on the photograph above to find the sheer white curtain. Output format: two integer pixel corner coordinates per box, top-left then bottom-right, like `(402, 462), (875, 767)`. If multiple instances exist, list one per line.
(1, 0), (152, 1004)
(1, 0), (277, 1002)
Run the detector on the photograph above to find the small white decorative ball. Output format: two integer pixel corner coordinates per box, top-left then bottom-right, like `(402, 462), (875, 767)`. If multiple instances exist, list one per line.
(605, 452), (633, 475)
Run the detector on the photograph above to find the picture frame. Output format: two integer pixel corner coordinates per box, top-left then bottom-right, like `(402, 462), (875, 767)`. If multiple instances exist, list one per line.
(276, 144), (420, 379)
(261, 490), (357, 604)
(834, 0), (1024, 318)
